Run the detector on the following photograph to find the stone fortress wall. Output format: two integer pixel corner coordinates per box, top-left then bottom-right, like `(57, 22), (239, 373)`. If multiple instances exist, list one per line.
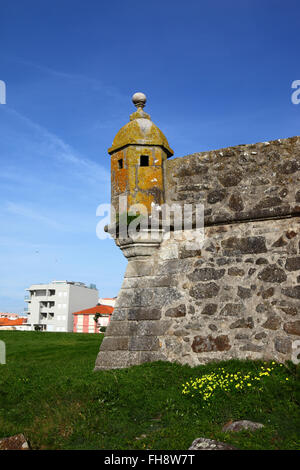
(95, 132), (300, 370)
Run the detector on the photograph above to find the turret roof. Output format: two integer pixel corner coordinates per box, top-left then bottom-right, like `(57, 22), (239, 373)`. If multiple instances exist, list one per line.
(108, 92), (173, 157)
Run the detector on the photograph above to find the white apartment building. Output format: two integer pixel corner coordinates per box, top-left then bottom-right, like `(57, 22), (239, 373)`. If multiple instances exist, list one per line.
(25, 281), (98, 332)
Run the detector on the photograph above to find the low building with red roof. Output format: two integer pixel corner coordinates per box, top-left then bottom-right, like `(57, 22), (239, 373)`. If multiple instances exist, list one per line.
(73, 304), (114, 333)
(0, 313), (28, 330)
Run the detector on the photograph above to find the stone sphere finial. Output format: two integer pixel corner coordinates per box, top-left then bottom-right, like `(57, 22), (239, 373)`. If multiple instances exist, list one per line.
(132, 92), (147, 109)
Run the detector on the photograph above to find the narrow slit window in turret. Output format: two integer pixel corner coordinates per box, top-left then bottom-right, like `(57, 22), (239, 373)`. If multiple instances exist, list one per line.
(140, 155), (149, 167)
(118, 158), (123, 169)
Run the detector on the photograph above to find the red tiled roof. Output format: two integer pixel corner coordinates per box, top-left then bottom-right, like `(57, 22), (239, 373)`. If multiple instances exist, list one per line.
(0, 318), (25, 326)
(72, 305), (114, 316)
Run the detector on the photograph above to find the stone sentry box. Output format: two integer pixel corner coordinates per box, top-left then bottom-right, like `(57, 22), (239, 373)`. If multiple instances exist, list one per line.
(94, 93), (300, 370)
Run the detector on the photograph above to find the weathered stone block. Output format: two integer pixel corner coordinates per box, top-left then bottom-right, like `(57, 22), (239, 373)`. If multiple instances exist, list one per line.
(129, 336), (159, 351)
(239, 343), (264, 352)
(137, 320), (171, 336)
(157, 259), (193, 275)
(101, 337), (129, 351)
(285, 257), (300, 272)
(131, 289), (155, 307)
(192, 335), (231, 352)
(228, 267), (245, 276)
(139, 351), (167, 364)
(256, 303), (266, 313)
(262, 315), (281, 330)
(125, 260), (154, 278)
(221, 236), (267, 255)
(188, 267), (225, 282)
(218, 171), (243, 187)
(128, 307), (161, 321)
(111, 309), (127, 321)
(279, 305), (298, 316)
(286, 230), (297, 239)
(154, 275), (178, 287)
(248, 268), (257, 276)
(235, 334), (249, 340)
(255, 196), (283, 209)
(94, 351), (129, 369)
(185, 320), (203, 330)
(279, 159), (299, 174)
(174, 328), (187, 336)
(283, 321), (300, 336)
(282, 286), (300, 299)
(207, 189), (226, 204)
(209, 324), (218, 331)
(119, 287), (183, 308)
(272, 236), (288, 247)
(152, 287), (183, 306)
(188, 305), (195, 314)
(230, 317), (254, 329)
(164, 336), (183, 355)
(258, 264), (287, 283)
(220, 303), (243, 316)
(216, 257), (230, 266)
(179, 247), (202, 258)
(261, 287), (274, 299)
(105, 321), (131, 337)
(274, 337), (292, 354)
(255, 332), (267, 340)
(189, 282), (220, 299)
(228, 194), (244, 212)
(237, 286), (252, 299)
(256, 258), (268, 265)
(165, 304), (186, 317)
(201, 303), (218, 315)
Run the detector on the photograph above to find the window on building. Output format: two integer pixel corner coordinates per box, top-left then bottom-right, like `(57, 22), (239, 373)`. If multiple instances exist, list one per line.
(36, 289), (47, 296)
(140, 155), (149, 167)
(118, 158), (123, 169)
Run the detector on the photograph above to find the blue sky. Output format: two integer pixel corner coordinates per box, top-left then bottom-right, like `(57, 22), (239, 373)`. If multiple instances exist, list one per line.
(0, 0), (299, 313)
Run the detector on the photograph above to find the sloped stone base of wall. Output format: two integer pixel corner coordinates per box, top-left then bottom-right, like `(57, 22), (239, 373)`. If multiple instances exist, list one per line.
(94, 217), (300, 370)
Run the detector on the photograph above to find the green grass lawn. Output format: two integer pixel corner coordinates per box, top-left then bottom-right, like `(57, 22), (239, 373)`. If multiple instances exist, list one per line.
(0, 331), (299, 450)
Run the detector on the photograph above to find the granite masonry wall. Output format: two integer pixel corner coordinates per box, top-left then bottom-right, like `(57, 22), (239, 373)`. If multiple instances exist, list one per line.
(95, 136), (300, 370)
